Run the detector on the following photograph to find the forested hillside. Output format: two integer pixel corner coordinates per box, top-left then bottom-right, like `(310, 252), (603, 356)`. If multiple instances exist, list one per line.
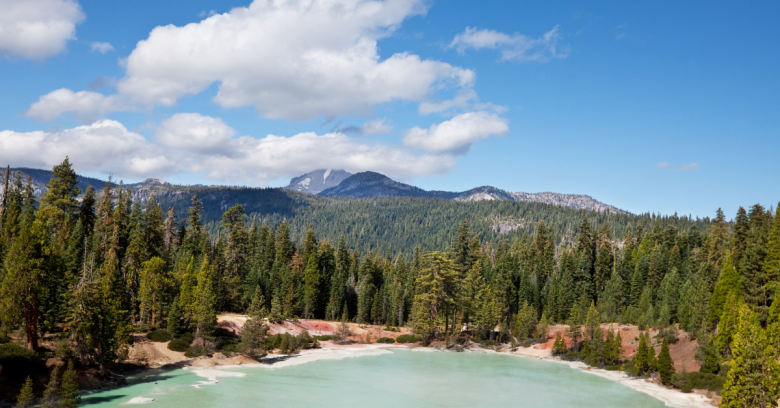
(0, 159), (777, 407)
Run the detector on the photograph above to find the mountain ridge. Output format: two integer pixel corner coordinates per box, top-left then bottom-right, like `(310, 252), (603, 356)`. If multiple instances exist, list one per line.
(316, 171), (626, 214)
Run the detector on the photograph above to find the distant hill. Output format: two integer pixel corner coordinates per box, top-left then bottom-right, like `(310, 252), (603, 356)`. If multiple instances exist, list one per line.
(315, 171), (625, 214)
(0, 167), (108, 200)
(0, 166), (707, 254)
(283, 169), (352, 194)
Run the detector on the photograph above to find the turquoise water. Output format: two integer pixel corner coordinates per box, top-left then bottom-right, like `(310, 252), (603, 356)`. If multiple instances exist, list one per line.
(81, 350), (668, 407)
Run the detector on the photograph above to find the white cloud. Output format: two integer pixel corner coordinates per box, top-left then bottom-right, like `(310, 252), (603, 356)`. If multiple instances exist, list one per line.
(657, 162), (699, 172)
(1, 113), (481, 184)
(336, 118), (394, 135)
(0, 120), (172, 177)
(25, 88), (132, 122)
(28, 0), (475, 122)
(90, 41), (114, 54)
(110, 0), (474, 121)
(449, 25), (568, 62)
(155, 113), (236, 155)
(0, 0), (84, 60)
(403, 111), (509, 154)
(360, 118), (394, 135)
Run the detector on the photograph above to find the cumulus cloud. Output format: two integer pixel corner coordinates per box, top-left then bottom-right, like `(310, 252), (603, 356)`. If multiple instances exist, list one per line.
(25, 88), (132, 122)
(657, 162), (699, 172)
(403, 111), (508, 154)
(0, 120), (172, 177)
(2, 113), (492, 184)
(155, 113), (236, 155)
(110, 0), (474, 121)
(449, 25), (568, 62)
(90, 41), (114, 54)
(0, 0), (84, 60)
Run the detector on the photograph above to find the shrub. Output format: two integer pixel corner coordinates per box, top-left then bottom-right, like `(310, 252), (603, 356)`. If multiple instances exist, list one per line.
(147, 329), (173, 342)
(671, 372), (725, 393)
(395, 334), (421, 344)
(168, 339), (190, 352)
(376, 337), (395, 344)
(177, 332), (195, 344)
(0, 343), (43, 383)
(314, 335), (336, 341)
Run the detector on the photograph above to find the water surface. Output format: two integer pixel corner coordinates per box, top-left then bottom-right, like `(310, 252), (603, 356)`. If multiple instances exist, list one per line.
(82, 350), (668, 407)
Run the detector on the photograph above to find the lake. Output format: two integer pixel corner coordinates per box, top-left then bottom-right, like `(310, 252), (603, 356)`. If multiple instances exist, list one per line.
(81, 350), (669, 407)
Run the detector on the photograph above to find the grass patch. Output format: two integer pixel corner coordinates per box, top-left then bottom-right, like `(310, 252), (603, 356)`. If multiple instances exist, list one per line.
(376, 337), (395, 344)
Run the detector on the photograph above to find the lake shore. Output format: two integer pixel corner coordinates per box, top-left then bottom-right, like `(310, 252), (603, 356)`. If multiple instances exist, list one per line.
(126, 316), (718, 408)
(177, 342), (717, 408)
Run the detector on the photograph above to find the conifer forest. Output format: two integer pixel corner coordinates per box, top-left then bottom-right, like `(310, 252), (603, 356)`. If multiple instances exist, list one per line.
(0, 158), (778, 407)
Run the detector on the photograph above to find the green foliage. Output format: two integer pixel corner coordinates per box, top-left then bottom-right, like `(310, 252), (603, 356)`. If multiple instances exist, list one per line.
(0, 343), (43, 386)
(630, 332), (656, 376)
(552, 331), (568, 355)
(15, 376), (35, 408)
(395, 334), (421, 344)
(167, 339), (191, 352)
(657, 339), (675, 385)
(671, 372), (725, 393)
(721, 304), (780, 408)
(376, 337), (395, 344)
(146, 329), (173, 342)
(60, 360), (80, 408)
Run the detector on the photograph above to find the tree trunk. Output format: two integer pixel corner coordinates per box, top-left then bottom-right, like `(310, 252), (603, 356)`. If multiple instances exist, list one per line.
(25, 302), (39, 350)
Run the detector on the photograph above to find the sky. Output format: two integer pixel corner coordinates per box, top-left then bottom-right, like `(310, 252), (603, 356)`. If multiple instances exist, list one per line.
(0, 0), (778, 218)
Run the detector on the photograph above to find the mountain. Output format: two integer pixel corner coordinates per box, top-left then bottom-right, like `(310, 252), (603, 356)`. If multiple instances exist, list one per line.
(316, 171), (625, 214)
(284, 169), (352, 194)
(0, 167), (108, 200)
(319, 171), (433, 198)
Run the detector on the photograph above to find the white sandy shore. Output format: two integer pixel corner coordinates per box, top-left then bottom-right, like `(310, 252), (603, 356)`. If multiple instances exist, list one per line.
(499, 352), (715, 408)
(180, 344), (714, 408)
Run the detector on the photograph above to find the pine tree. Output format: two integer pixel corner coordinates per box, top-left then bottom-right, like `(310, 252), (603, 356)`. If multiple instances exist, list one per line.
(514, 301), (537, 340)
(412, 252), (458, 340)
(40, 367), (61, 408)
(536, 311), (550, 340)
(178, 257), (197, 326)
(78, 185), (96, 236)
(168, 297), (182, 336)
(41, 156), (81, 215)
(60, 360), (81, 408)
(709, 253), (742, 323)
(717, 291), (741, 355)
(708, 208), (730, 269)
(194, 256), (217, 337)
(721, 304), (780, 408)
(765, 202), (780, 310)
(732, 207), (749, 268)
(139, 257), (170, 327)
(657, 338), (675, 385)
(15, 376), (35, 408)
(0, 220), (46, 349)
(302, 253), (321, 319)
(584, 301), (600, 342)
(552, 331), (568, 354)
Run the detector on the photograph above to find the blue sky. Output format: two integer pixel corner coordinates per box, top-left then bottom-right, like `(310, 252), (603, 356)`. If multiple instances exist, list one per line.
(0, 0), (778, 218)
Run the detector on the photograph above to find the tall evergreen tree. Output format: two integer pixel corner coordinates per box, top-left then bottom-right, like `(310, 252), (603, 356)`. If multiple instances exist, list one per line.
(657, 338), (675, 385)
(721, 304), (780, 408)
(41, 157), (81, 215)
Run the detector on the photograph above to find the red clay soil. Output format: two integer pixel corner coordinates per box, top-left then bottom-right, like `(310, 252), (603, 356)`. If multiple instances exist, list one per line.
(546, 323), (700, 372)
(217, 314), (412, 344)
